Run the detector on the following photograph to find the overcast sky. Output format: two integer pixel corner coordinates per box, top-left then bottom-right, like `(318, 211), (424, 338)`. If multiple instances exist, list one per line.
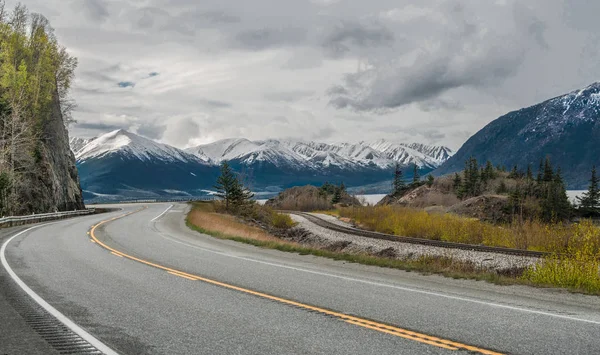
(8, 0), (600, 149)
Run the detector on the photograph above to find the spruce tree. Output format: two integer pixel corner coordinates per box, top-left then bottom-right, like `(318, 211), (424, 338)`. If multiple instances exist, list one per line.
(214, 162), (238, 211)
(543, 157), (554, 182)
(332, 186), (342, 204)
(426, 174), (434, 187)
(577, 166), (600, 216)
(484, 160), (495, 180)
(412, 164), (420, 185)
(392, 163), (406, 195)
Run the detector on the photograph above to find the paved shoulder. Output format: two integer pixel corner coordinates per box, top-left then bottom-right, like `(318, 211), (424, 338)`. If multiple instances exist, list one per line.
(0, 226), (59, 355)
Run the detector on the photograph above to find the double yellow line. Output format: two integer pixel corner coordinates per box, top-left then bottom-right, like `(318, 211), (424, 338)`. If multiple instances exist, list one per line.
(89, 208), (503, 355)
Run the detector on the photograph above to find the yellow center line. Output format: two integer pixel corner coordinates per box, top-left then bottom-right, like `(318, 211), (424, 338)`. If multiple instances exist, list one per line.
(111, 252), (123, 258)
(89, 208), (503, 355)
(168, 271), (199, 281)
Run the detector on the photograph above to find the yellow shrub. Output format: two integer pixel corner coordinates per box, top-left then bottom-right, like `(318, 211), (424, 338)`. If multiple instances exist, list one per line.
(270, 212), (297, 229)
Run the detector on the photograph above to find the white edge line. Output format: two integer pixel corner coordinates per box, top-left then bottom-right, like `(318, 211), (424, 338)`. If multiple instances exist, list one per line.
(1, 225), (119, 355)
(158, 231), (600, 326)
(151, 204), (174, 222)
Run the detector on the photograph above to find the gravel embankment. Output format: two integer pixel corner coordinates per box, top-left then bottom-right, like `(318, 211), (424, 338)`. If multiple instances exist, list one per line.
(289, 214), (539, 272)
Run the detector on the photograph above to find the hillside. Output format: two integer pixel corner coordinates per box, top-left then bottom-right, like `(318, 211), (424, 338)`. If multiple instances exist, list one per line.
(435, 82), (600, 189)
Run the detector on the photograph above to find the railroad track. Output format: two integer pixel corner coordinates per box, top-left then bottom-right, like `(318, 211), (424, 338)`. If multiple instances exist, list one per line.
(287, 212), (551, 258)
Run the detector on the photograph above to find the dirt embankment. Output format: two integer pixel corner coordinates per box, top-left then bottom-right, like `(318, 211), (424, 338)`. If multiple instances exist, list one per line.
(377, 174), (520, 222)
(266, 185), (361, 211)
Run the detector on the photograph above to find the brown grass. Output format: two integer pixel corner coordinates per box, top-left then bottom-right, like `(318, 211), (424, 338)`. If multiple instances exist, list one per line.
(187, 207), (296, 245)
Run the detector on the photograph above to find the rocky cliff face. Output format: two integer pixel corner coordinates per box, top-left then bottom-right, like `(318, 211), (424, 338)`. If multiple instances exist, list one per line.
(18, 92), (84, 214)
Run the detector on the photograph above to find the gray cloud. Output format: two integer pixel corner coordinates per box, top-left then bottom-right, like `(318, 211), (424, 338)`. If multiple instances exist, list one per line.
(72, 0), (108, 23)
(234, 27), (306, 50)
(264, 90), (314, 102)
(328, 2), (546, 112)
(137, 123), (166, 140)
(322, 20), (394, 57)
(23, 0), (596, 149)
(76, 122), (123, 131)
(197, 99), (232, 109)
(117, 81), (135, 88)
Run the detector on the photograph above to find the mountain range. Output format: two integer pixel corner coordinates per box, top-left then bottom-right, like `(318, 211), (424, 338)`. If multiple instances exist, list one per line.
(436, 82), (600, 189)
(71, 131), (453, 202)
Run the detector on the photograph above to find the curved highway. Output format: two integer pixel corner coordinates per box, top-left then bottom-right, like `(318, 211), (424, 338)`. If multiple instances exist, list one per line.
(2, 203), (600, 354)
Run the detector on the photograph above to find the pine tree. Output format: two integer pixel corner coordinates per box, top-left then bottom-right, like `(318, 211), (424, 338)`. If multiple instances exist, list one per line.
(543, 157), (554, 182)
(525, 164), (534, 197)
(332, 186), (342, 204)
(214, 162), (238, 211)
(577, 166), (600, 216)
(392, 163), (406, 195)
(509, 165), (518, 179)
(426, 174), (434, 187)
(484, 160), (495, 180)
(540, 166), (571, 222)
(536, 159), (544, 184)
(412, 164), (420, 185)
(453, 173), (463, 198)
(230, 178), (255, 209)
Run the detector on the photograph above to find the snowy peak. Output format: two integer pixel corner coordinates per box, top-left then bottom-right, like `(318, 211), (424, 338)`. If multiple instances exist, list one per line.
(523, 81), (600, 138)
(74, 129), (205, 164)
(187, 138), (454, 170)
(69, 136), (95, 155)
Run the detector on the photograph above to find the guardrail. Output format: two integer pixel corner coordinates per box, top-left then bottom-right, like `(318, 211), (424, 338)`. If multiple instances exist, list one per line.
(87, 196), (218, 205)
(0, 209), (96, 227)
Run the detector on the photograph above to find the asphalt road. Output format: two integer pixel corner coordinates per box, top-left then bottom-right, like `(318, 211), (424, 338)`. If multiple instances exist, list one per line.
(3, 203), (600, 354)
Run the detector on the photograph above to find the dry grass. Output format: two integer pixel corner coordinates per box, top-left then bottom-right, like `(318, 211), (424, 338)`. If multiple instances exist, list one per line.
(187, 202), (600, 294)
(338, 205), (600, 294)
(187, 205), (296, 245)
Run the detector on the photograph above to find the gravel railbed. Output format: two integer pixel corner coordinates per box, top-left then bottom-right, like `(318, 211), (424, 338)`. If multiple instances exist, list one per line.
(289, 214), (539, 272)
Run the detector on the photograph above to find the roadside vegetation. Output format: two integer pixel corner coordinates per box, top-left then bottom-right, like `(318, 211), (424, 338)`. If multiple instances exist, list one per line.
(186, 201), (517, 285)
(336, 158), (600, 294)
(185, 158), (600, 295)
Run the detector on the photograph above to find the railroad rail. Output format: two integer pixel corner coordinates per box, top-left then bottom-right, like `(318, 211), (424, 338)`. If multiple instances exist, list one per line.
(288, 211), (551, 258)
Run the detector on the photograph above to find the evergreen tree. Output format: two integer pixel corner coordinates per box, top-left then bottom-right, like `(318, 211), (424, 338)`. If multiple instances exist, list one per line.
(453, 173), (464, 198)
(332, 186), (342, 204)
(412, 164), (420, 185)
(508, 183), (524, 219)
(426, 174), (434, 187)
(496, 181), (508, 194)
(392, 163), (406, 195)
(540, 166), (571, 221)
(463, 157), (481, 197)
(509, 165), (518, 179)
(543, 157), (554, 182)
(484, 160), (495, 180)
(525, 164), (535, 197)
(214, 162), (238, 211)
(536, 159), (544, 184)
(577, 166), (600, 216)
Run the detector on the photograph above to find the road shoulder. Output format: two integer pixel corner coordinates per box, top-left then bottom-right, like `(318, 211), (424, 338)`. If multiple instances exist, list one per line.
(0, 227), (59, 355)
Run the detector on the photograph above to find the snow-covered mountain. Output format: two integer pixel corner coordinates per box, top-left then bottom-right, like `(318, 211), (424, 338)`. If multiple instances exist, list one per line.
(69, 137), (95, 155)
(186, 139), (453, 170)
(71, 130), (219, 202)
(71, 129), (454, 201)
(74, 129), (205, 164)
(436, 82), (600, 189)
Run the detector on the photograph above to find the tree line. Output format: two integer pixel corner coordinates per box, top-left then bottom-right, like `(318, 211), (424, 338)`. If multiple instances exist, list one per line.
(390, 156), (600, 222)
(0, 2), (77, 215)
